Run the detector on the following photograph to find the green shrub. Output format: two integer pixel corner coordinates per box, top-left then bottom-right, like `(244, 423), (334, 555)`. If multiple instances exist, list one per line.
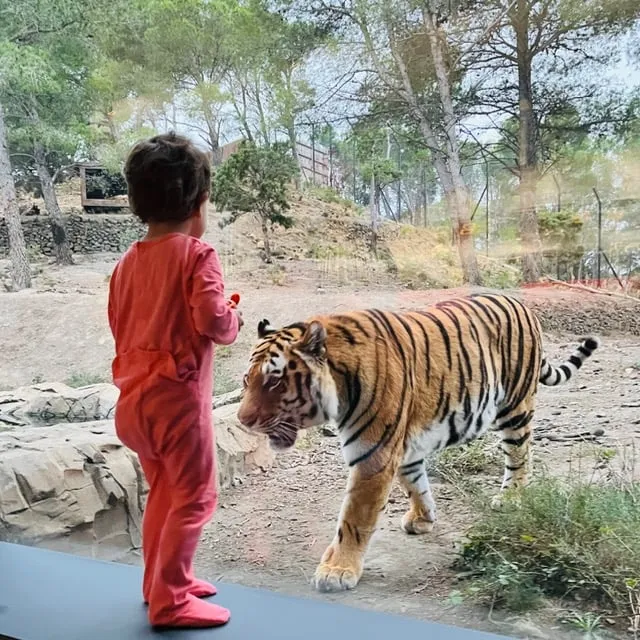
(65, 372), (108, 388)
(306, 184), (357, 211)
(455, 476), (640, 623)
(213, 141), (298, 263)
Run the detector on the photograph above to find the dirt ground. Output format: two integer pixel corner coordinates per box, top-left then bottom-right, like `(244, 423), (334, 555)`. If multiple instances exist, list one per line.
(1, 249), (640, 639)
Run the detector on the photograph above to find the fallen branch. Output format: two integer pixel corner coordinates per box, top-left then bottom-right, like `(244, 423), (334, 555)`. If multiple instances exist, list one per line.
(542, 277), (640, 304)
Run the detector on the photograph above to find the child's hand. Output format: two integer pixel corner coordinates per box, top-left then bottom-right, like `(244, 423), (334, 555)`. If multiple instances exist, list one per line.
(227, 293), (241, 309)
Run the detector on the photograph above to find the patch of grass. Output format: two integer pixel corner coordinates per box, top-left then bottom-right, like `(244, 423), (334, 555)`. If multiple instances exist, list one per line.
(214, 361), (239, 396)
(306, 243), (354, 260)
(455, 476), (640, 626)
(295, 428), (322, 451)
(431, 438), (501, 481)
(217, 345), (233, 360)
(65, 372), (108, 388)
(388, 226), (463, 289)
(563, 611), (604, 638)
(26, 244), (42, 262)
(305, 185), (357, 212)
(268, 265), (287, 286)
(478, 256), (522, 289)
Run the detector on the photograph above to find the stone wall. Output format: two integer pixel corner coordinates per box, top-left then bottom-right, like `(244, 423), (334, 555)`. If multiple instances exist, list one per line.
(0, 212), (145, 256)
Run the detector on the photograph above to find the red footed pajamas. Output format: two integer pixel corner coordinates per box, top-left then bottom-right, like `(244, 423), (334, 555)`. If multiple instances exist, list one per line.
(108, 234), (239, 628)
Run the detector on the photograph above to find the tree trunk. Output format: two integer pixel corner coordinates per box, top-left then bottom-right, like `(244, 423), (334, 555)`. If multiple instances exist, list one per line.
(446, 188), (482, 286)
(201, 97), (222, 166)
(105, 109), (118, 142)
(231, 75), (254, 143)
(286, 121), (301, 189)
(515, 0), (541, 283)
(33, 142), (73, 265)
(367, 7), (482, 282)
(0, 103), (31, 290)
(253, 78), (270, 146)
(369, 172), (378, 257)
(424, 9), (482, 285)
(260, 215), (272, 263)
(282, 68), (301, 184)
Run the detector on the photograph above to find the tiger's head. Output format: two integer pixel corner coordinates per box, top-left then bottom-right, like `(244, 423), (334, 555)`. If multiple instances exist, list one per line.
(236, 318), (339, 451)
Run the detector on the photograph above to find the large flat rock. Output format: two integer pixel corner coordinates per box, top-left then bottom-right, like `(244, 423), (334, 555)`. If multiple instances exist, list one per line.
(0, 393), (274, 548)
(0, 421), (143, 548)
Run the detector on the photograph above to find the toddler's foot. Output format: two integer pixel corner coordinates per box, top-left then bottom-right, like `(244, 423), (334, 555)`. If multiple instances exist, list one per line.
(189, 578), (217, 598)
(144, 578), (217, 604)
(150, 595), (230, 628)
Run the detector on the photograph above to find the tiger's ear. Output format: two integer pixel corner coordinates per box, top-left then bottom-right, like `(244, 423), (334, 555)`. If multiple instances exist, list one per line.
(297, 321), (327, 359)
(258, 318), (276, 339)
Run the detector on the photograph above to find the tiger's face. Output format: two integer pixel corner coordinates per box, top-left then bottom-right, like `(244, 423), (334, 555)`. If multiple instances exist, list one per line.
(237, 318), (339, 451)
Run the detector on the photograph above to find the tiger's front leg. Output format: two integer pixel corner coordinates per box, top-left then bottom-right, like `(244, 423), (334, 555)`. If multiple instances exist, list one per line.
(313, 466), (393, 593)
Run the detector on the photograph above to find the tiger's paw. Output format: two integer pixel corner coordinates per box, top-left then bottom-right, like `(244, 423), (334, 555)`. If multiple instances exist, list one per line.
(313, 560), (362, 593)
(401, 511), (436, 535)
(491, 491), (521, 510)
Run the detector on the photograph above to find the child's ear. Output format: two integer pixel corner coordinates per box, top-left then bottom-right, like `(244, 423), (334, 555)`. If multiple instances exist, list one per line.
(193, 193), (208, 218)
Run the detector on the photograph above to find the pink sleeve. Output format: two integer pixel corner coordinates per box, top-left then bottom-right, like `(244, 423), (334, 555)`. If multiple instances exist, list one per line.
(190, 246), (239, 345)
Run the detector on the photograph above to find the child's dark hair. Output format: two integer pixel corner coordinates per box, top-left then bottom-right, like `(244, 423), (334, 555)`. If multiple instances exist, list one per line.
(124, 132), (211, 224)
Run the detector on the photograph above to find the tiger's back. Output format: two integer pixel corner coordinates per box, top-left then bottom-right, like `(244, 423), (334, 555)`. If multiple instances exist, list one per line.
(238, 293), (600, 593)
(329, 294), (544, 471)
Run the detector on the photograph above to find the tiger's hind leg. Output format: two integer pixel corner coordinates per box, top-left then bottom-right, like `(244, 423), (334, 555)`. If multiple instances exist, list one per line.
(313, 465), (394, 593)
(397, 459), (436, 534)
(491, 402), (535, 508)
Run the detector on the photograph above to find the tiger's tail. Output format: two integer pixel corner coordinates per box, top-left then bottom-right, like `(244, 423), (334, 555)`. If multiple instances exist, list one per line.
(539, 337), (601, 387)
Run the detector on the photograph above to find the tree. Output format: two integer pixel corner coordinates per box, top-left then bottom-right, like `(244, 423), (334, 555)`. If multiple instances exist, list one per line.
(469, 0), (640, 281)
(225, 4), (326, 169)
(264, 17), (324, 169)
(212, 142), (298, 262)
(127, 0), (237, 163)
(0, 103), (30, 290)
(224, 1), (278, 146)
(0, 0), (106, 265)
(311, 0), (483, 284)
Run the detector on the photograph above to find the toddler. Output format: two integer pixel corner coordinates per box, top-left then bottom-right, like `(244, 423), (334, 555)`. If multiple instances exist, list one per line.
(108, 132), (241, 628)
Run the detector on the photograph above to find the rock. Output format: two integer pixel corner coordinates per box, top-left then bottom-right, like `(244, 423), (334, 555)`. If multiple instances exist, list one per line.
(214, 403), (275, 488)
(0, 383), (119, 426)
(0, 401), (273, 546)
(509, 619), (550, 639)
(212, 388), (242, 409)
(0, 421), (143, 548)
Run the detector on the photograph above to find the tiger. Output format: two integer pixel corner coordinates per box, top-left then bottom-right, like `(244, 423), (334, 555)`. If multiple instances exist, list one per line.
(236, 293), (600, 593)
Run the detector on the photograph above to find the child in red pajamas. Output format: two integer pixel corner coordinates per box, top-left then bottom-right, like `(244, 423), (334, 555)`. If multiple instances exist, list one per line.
(108, 132), (241, 628)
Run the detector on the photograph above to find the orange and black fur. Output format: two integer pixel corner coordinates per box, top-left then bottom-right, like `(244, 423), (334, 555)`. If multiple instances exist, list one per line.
(237, 293), (600, 593)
